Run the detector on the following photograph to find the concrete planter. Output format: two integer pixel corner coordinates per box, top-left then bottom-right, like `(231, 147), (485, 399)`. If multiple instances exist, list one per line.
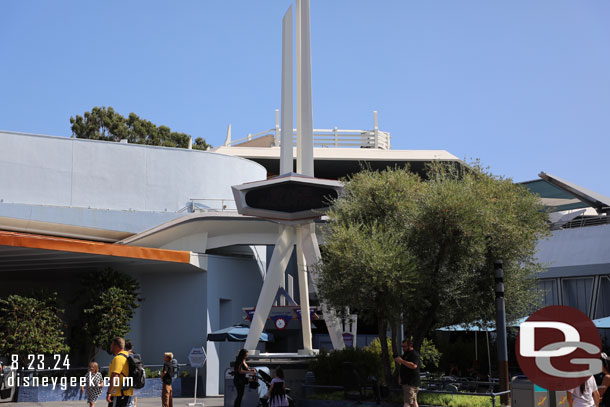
(179, 376), (204, 397)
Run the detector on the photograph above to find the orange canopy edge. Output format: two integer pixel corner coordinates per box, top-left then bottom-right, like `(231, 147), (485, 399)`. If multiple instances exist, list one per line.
(0, 230), (191, 264)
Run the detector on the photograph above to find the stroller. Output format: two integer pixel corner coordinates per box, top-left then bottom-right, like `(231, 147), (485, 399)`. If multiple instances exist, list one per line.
(256, 370), (294, 407)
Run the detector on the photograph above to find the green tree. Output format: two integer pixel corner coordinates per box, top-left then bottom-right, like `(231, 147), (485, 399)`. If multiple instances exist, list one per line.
(0, 293), (69, 362)
(70, 106), (211, 150)
(317, 164), (549, 384)
(76, 268), (142, 361)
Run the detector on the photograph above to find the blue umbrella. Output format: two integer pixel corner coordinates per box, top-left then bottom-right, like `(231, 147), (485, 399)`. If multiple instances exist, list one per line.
(593, 316), (610, 328)
(437, 317), (527, 331)
(207, 324), (274, 342)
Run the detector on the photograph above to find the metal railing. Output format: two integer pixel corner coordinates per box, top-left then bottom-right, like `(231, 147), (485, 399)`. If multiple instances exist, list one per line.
(185, 199), (237, 213)
(223, 110), (391, 150)
(552, 215), (610, 230)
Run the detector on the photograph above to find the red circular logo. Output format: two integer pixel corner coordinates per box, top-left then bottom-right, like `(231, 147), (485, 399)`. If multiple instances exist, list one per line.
(516, 305), (602, 391)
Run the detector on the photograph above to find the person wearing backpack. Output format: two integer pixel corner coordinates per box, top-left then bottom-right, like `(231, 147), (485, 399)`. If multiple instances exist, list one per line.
(106, 337), (133, 407)
(161, 352), (174, 407)
(125, 341), (138, 407)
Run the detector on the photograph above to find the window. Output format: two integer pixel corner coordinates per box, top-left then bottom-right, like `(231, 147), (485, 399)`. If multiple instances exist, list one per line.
(561, 278), (594, 316)
(537, 279), (558, 306)
(594, 276), (610, 319)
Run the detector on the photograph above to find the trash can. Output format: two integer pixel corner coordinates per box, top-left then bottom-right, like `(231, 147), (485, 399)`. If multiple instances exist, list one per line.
(510, 376), (568, 407)
(224, 367), (270, 407)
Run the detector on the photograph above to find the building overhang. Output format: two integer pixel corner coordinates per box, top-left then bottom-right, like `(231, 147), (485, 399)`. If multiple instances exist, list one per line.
(0, 230), (199, 273)
(214, 146), (464, 179)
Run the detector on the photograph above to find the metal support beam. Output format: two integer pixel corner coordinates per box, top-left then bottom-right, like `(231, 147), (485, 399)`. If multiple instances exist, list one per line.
(301, 224), (345, 350)
(297, 0), (314, 176)
(280, 6), (293, 174)
(296, 225), (313, 353)
(244, 226), (295, 351)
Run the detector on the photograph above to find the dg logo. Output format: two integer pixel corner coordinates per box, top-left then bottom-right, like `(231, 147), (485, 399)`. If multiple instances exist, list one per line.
(516, 305), (602, 391)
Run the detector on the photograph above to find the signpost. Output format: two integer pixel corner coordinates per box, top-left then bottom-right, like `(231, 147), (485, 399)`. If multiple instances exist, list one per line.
(187, 347), (207, 407)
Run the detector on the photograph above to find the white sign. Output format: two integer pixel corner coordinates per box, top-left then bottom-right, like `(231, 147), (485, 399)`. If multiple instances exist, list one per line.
(188, 347), (207, 368)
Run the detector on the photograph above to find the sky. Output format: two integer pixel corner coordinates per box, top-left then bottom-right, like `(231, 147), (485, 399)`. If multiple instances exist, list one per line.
(1, 1), (610, 193)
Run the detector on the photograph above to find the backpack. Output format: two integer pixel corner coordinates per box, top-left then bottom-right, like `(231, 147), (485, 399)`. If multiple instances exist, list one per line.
(118, 353), (146, 390)
(171, 358), (179, 379)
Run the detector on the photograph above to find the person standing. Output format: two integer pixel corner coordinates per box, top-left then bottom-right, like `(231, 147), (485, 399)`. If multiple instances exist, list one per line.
(598, 354), (610, 407)
(161, 352), (174, 407)
(81, 362), (103, 407)
(567, 375), (600, 407)
(233, 349), (256, 407)
(395, 338), (420, 407)
(266, 367), (289, 407)
(125, 341), (137, 407)
(106, 337), (133, 407)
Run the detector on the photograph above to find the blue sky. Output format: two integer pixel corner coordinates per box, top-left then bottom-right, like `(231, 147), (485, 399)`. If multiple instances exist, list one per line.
(2, 1), (609, 193)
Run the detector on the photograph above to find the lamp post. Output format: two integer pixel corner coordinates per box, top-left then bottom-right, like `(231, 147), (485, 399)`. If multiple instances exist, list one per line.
(494, 260), (510, 406)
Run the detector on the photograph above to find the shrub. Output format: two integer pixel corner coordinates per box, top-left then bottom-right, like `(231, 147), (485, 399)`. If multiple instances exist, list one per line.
(420, 338), (442, 371)
(0, 292), (69, 361)
(309, 348), (381, 386)
(365, 337), (442, 372)
(145, 367), (161, 378)
(364, 338), (396, 374)
(418, 393), (499, 407)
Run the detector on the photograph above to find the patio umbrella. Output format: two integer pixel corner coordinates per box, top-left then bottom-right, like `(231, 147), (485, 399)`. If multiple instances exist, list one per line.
(593, 316), (610, 328)
(207, 324), (274, 342)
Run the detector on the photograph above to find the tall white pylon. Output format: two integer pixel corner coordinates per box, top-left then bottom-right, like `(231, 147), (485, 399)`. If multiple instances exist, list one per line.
(243, 0), (345, 353)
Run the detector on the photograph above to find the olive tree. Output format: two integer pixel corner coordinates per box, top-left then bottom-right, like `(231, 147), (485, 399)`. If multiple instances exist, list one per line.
(317, 164), (549, 384)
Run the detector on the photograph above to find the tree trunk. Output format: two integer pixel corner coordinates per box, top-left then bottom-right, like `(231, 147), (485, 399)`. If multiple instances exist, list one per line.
(378, 316), (392, 386)
(390, 319), (401, 386)
(391, 321), (400, 357)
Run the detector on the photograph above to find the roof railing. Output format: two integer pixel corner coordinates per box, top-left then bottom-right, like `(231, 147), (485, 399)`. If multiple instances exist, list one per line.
(183, 199), (237, 213)
(551, 214), (610, 230)
(223, 110), (391, 150)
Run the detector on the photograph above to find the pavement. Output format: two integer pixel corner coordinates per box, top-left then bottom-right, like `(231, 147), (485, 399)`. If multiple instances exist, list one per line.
(0, 396), (225, 407)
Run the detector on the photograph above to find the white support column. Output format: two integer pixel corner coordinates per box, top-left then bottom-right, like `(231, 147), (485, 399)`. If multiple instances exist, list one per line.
(244, 226), (296, 351)
(296, 225), (313, 353)
(298, 0), (314, 177)
(280, 5), (294, 174)
(301, 224), (345, 350)
(295, 0), (302, 174)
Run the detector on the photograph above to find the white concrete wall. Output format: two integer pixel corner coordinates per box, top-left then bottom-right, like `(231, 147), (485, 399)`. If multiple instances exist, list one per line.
(123, 268), (208, 375)
(205, 255), (264, 396)
(0, 131), (266, 212)
(536, 224), (610, 268)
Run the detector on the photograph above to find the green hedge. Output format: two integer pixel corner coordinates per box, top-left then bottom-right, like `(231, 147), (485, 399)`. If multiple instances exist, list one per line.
(309, 348), (382, 386)
(418, 393), (499, 407)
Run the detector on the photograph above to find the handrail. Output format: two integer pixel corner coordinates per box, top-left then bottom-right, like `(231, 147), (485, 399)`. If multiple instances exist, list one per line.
(226, 128), (391, 150)
(188, 198), (237, 213)
(553, 215), (610, 230)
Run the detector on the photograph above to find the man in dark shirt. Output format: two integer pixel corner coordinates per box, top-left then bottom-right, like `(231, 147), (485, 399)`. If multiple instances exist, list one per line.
(395, 339), (420, 407)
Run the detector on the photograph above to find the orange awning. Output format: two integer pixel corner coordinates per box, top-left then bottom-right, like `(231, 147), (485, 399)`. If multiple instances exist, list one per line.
(0, 230), (190, 264)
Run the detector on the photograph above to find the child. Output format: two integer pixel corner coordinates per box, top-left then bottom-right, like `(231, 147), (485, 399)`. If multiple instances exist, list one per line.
(267, 368), (289, 407)
(80, 362), (103, 407)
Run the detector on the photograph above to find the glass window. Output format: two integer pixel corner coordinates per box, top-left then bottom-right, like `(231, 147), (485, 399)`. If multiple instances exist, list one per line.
(561, 278), (594, 316)
(537, 279), (558, 306)
(594, 276), (610, 319)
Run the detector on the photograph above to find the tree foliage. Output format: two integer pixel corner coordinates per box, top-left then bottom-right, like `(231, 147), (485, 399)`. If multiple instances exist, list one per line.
(76, 268), (142, 361)
(70, 106), (211, 150)
(317, 164), (549, 383)
(0, 293), (69, 360)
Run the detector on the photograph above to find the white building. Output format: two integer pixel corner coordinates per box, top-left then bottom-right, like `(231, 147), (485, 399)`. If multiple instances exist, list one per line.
(523, 173), (610, 323)
(0, 128), (461, 395)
